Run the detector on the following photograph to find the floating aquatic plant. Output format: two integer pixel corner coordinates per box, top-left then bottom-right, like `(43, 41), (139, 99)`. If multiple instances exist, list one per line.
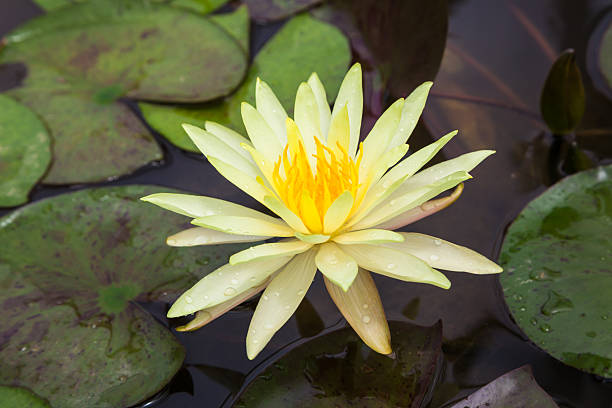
(142, 63), (502, 359)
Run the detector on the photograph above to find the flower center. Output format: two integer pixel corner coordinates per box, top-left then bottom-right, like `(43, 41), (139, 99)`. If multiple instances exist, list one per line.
(272, 136), (362, 233)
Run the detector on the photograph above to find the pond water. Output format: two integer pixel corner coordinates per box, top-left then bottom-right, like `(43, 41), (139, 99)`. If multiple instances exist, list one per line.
(1, 1), (612, 407)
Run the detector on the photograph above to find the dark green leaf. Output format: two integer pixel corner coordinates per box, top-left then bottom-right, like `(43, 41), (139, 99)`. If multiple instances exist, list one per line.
(246, 0), (322, 22)
(1, 0), (247, 183)
(209, 5), (250, 53)
(0, 386), (51, 408)
(140, 13), (350, 152)
(540, 49), (585, 134)
(499, 165), (612, 378)
(234, 321), (443, 408)
(0, 95), (50, 207)
(449, 366), (558, 408)
(32, 0), (229, 14)
(0, 185), (250, 407)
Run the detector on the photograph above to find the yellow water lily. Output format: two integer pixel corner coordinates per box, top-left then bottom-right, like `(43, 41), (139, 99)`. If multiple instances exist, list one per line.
(141, 63), (502, 359)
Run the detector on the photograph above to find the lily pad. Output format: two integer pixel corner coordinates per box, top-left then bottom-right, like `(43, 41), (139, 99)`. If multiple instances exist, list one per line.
(140, 13), (350, 152)
(499, 165), (612, 378)
(0, 185), (249, 407)
(449, 366), (559, 408)
(234, 321), (443, 407)
(0, 95), (50, 207)
(0, 386), (51, 408)
(33, 0), (229, 14)
(0, 0), (247, 184)
(245, 0), (322, 22)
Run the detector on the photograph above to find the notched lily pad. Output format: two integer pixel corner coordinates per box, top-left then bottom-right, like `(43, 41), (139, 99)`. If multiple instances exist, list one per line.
(449, 365), (559, 408)
(245, 0), (322, 22)
(499, 165), (612, 378)
(1, 0), (248, 183)
(140, 13), (350, 152)
(0, 386), (51, 408)
(234, 321), (443, 408)
(0, 185), (249, 408)
(0, 95), (50, 207)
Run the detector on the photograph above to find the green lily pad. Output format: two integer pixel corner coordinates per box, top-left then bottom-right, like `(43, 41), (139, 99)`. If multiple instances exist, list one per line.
(0, 95), (50, 207)
(234, 321), (443, 407)
(499, 165), (612, 378)
(449, 366), (559, 408)
(1, 0), (247, 184)
(140, 13), (350, 152)
(245, 0), (322, 22)
(0, 185), (249, 407)
(32, 0), (229, 14)
(0, 386), (51, 408)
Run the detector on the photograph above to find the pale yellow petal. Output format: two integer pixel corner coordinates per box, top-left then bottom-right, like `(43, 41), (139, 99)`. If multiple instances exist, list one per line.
(386, 233), (503, 274)
(323, 191), (353, 234)
(207, 157), (273, 205)
(327, 104), (350, 156)
(339, 243), (451, 289)
(315, 242), (358, 291)
(192, 215), (293, 237)
(295, 232), (330, 244)
(241, 102), (283, 162)
(246, 249), (318, 359)
(387, 81), (433, 149)
(166, 227), (267, 247)
(331, 63), (363, 156)
(324, 269), (391, 354)
(332, 229), (404, 245)
(263, 195), (310, 234)
(229, 239), (312, 265)
(205, 121), (253, 162)
(307, 72), (331, 138)
(294, 82), (319, 158)
(256, 78), (288, 145)
(167, 256), (292, 317)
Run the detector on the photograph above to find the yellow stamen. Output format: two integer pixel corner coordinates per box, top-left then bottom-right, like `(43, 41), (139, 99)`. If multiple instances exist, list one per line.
(272, 126), (363, 233)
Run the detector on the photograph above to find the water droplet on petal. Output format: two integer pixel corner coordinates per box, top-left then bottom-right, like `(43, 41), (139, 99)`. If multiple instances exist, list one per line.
(362, 315), (371, 324)
(284, 304), (291, 310)
(231, 278), (239, 285)
(185, 296), (193, 304)
(203, 295), (209, 300)
(297, 290), (305, 296)
(387, 263), (396, 270)
(433, 239), (441, 246)
(224, 287), (236, 296)
(274, 291), (280, 297)
(389, 200), (397, 207)
(362, 303), (369, 309)
(263, 295), (269, 301)
(264, 323), (273, 329)
(250, 277), (257, 282)
(429, 254), (440, 262)
(252, 339), (259, 344)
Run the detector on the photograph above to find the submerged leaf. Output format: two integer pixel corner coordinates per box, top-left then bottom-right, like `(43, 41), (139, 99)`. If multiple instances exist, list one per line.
(499, 165), (612, 378)
(140, 13), (350, 152)
(0, 186), (249, 407)
(0, 95), (50, 207)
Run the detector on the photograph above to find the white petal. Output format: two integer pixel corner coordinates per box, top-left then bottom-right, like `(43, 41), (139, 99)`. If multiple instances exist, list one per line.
(323, 191), (353, 234)
(246, 249), (318, 359)
(331, 63), (363, 156)
(324, 268), (391, 354)
(351, 171), (471, 230)
(176, 280), (269, 332)
(307, 72), (331, 138)
(294, 82), (320, 159)
(205, 121), (254, 162)
(358, 98), (404, 181)
(295, 232), (330, 244)
(373, 184), (463, 230)
(386, 233), (503, 274)
(387, 81), (433, 149)
(256, 78), (288, 146)
(167, 256), (292, 317)
(241, 102), (283, 162)
(395, 150), (495, 194)
(207, 157), (274, 205)
(230, 239), (312, 265)
(315, 242), (358, 291)
(333, 229), (404, 245)
(140, 192), (271, 219)
(263, 195), (310, 234)
(192, 215), (294, 237)
(339, 243), (451, 289)
(182, 124), (258, 175)
(166, 227), (267, 246)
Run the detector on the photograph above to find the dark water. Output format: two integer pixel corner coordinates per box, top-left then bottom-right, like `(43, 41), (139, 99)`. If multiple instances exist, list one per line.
(1, 1), (612, 407)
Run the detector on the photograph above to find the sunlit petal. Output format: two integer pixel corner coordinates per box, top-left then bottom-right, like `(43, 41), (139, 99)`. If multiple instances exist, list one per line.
(167, 256), (292, 317)
(327, 104), (350, 156)
(386, 233), (503, 274)
(324, 268), (391, 354)
(295, 232), (330, 244)
(263, 195), (310, 234)
(192, 215), (294, 237)
(229, 239), (312, 265)
(315, 242), (358, 291)
(241, 102), (283, 162)
(333, 229), (404, 245)
(339, 243), (451, 289)
(323, 191), (353, 234)
(307, 72), (331, 138)
(387, 81), (433, 149)
(294, 82), (320, 158)
(256, 78), (288, 146)
(166, 227), (267, 247)
(205, 121), (254, 162)
(246, 249), (318, 359)
(207, 157), (274, 205)
(331, 63), (363, 156)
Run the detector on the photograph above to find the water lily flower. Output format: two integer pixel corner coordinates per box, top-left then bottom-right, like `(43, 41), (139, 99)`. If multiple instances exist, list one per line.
(141, 63), (502, 359)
